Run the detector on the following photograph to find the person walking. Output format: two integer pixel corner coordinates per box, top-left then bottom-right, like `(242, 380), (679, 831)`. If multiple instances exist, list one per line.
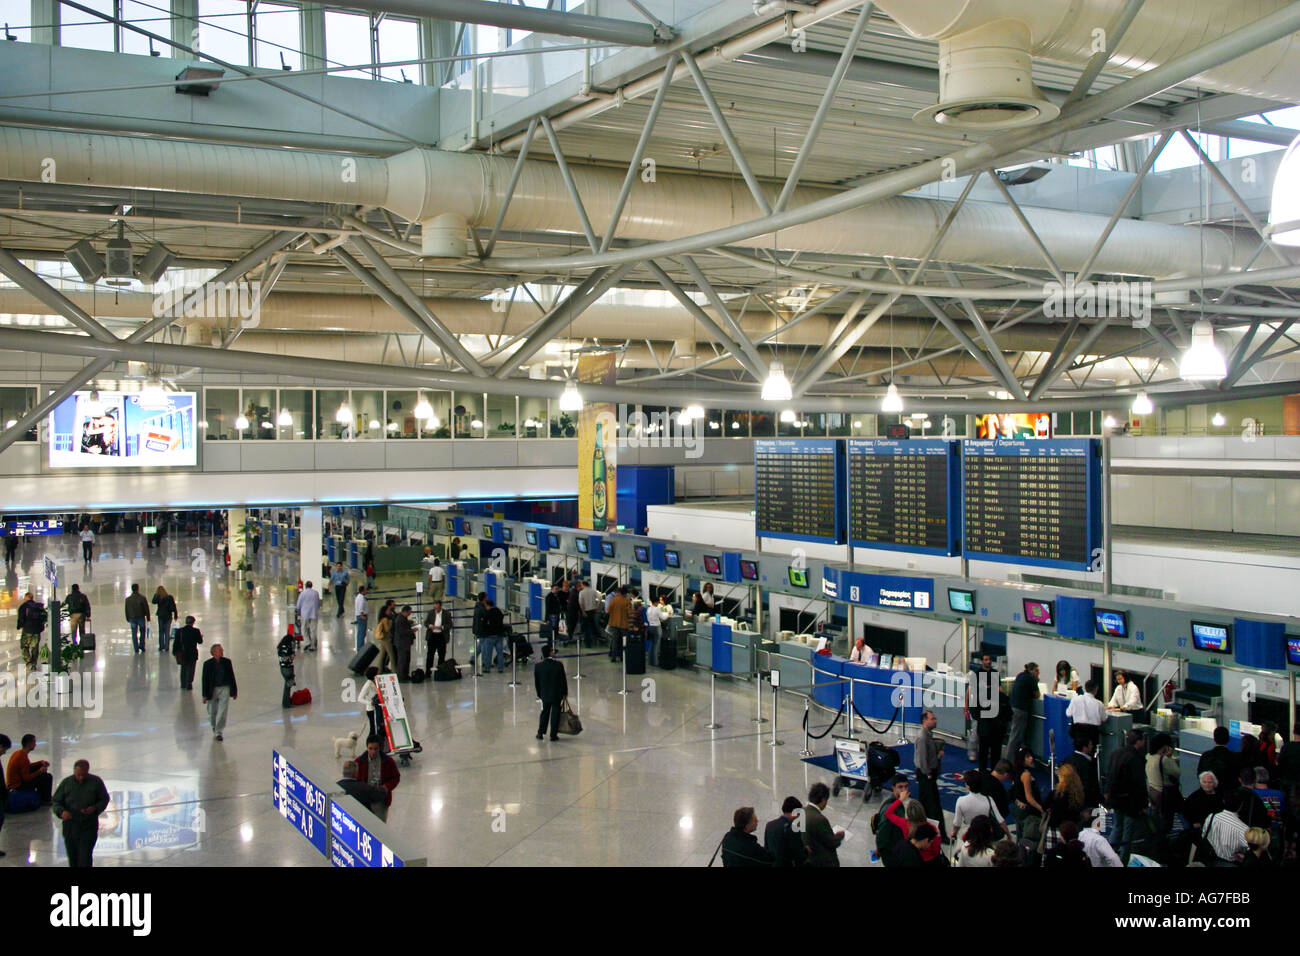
(353, 735), (399, 823)
(371, 615), (395, 673)
(3, 532), (17, 569)
(172, 615), (203, 690)
(353, 585), (369, 651)
(427, 557), (445, 603)
(484, 598), (505, 674)
(152, 585), (178, 653)
(200, 644), (237, 741)
(329, 562), (350, 617)
(424, 600), (449, 672)
(79, 524), (94, 567)
(51, 760), (110, 868)
(1005, 662), (1040, 761)
(295, 580), (321, 652)
(392, 605), (415, 682)
(124, 583), (150, 654)
(605, 586), (631, 663)
(64, 583), (91, 647)
(914, 710), (948, 843)
(17, 591), (44, 666)
(534, 645), (568, 741)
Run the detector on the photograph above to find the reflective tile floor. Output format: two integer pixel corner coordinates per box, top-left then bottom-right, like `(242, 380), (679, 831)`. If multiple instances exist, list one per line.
(0, 533), (890, 867)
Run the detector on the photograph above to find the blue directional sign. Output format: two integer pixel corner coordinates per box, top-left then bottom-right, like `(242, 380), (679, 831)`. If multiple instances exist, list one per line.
(329, 798), (406, 868)
(272, 785), (329, 857)
(272, 748), (329, 859)
(4, 519), (63, 536)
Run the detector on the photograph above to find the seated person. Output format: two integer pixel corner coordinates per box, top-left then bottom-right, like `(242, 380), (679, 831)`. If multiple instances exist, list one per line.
(6, 734), (53, 807)
(848, 637), (874, 664)
(337, 759), (388, 819)
(1106, 671), (1142, 712)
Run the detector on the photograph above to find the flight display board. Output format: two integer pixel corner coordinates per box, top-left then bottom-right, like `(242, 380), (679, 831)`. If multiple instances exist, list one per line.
(962, 438), (1102, 571)
(753, 439), (845, 544)
(847, 439), (961, 556)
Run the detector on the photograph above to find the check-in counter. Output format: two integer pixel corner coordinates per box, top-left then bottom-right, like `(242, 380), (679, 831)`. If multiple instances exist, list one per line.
(811, 655), (926, 725)
(776, 641), (815, 692)
(1030, 690), (1134, 766)
(693, 620), (759, 675)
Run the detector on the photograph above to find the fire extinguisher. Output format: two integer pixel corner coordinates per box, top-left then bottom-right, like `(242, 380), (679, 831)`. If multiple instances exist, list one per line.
(1162, 679), (1175, 703)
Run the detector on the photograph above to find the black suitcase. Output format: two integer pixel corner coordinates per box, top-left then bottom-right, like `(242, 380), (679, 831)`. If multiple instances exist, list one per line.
(657, 633), (676, 670)
(348, 642), (379, 675)
(625, 633), (646, 675)
(80, 632), (96, 652)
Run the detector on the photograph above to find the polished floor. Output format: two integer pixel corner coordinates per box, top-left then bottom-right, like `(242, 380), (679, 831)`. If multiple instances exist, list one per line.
(0, 532), (895, 867)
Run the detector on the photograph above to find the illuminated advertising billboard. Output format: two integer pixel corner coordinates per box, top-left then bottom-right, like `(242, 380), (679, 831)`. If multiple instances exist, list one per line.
(49, 391), (198, 468)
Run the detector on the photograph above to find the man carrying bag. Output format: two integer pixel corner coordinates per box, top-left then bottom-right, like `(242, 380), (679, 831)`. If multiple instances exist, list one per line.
(534, 645), (569, 741)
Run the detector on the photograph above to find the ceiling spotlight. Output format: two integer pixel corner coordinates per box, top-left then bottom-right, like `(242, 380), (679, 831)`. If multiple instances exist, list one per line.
(233, 413), (250, 431)
(881, 383), (904, 413)
(175, 65), (225, 96)
(277, 408), (293, 427)
(335, 402), (354, 425)
(1130, 392), (1154, 416)
(761, 361), (793, 402)
(558, 380), (584, 412)
(1179, 320), (1227, 382)
(1211, 412), (1226, 427)
(779, 409), (797, 423)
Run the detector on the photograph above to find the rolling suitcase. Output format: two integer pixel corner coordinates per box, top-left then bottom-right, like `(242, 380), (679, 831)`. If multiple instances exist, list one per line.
(625, 632), (646, 675)
(348, 641), (379, 675)
(80, 632), (96, 652)
(657, 632), (677, 670)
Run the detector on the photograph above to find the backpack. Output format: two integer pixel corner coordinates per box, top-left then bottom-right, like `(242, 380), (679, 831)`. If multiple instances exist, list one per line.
(434, 660), (462, 681)
(410, 668), (426, 684)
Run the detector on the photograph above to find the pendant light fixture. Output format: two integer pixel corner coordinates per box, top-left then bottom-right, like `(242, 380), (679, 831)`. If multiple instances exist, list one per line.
(558, 379), (584, 412)
(1130, 391), (1154, 416)
(277, 408), (293, 427)
(335, 401), (354, 424)
(413, 393), (433, 420)
(682, 403), (705, 421)
(137, 377), (168, 408)
(1211, 412), (1226, 427)
(233, 412), (250, 431)
(83, 389), (105, 416)
(881, 382), (904, 413)
(779, 408), (797, 423)
(1267, 132), (1300, 246)
(761, 360), (793, 402)
(1179, 320), (1227, 381)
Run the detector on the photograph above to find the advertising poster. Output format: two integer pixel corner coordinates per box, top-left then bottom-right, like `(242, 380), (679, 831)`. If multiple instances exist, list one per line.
(974, 412), (1052, 439)
(576, 353), (616, 531)
(49, 391), (197, 467)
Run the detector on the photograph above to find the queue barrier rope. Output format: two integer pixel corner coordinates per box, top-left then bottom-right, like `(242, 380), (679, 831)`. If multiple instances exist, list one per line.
(802, 700), (847, 740)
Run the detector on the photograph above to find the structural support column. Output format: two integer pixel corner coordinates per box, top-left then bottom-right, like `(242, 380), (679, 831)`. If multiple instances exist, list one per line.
(299, 507), (323, 588)
(227, 509), (248, 567)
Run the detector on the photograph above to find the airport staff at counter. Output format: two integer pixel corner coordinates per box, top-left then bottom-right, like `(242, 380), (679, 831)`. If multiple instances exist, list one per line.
(1003, 669), (1133, 767)
(1108, 671), (1143, 712)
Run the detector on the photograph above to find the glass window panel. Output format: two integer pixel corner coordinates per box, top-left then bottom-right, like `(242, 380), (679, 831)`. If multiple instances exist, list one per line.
(253, 1), (299, 70)
(376, 15), (417, 83)
(204, 388), (239, 440)
(703, 407), (723, 437)
(724, 410), (749, 437)
(240, 387), (275, 439)
(120, 0), (164, 55)
(751, 411), (776, 437)
(324, 9), (371, 78)
(351, 389), (383, 440)
(61, 0), (116, 51)
(0, 0), (32, 41)
(826, 412), (851, 436)
(518, 396), (547, 438)
(277, 388), (311, 439)
(316, 388), (349, 439)
(0, 387), (36, 441)
(849, 414), (873, 436)
(197, 0), (249, 65)
(419, 390), (451, 438)
(385, 389), (418, 439)
(452, 391), (484, 438)
(485, 393), (516, 437)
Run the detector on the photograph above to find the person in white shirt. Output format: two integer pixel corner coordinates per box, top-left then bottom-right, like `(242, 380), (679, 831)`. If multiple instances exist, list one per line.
(79, 525), (95, 566)
(358, 666), (381, 740)
(1066, 679), (1107, 745)
(295, 581), (322, 652)
(1203, 794), (1250, 864)
(953, 814), (998, 867)
(1107, 671), (1142, 712)
(1078, 809), (1123, 867)
(950, 770), (1006, 841)
(353, 586), (369, 651)
(1051, 659), (1079, 695)
(848, 637), (875, 664)
(644, 601), (664, 666)
(427, 558), (445, 603)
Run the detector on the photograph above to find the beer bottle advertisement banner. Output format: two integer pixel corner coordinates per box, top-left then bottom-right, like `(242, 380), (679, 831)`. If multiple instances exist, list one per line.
(577, 352), (616, 531)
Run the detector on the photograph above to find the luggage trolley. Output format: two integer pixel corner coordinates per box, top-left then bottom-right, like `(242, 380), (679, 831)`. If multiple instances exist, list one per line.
(374, 673), (423, 767)
(829, 736), (900, 803)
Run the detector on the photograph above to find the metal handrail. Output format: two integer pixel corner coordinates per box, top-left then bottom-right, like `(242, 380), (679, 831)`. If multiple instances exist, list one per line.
(1137, 651), (1172, 719)
(938, 621), (964, 670)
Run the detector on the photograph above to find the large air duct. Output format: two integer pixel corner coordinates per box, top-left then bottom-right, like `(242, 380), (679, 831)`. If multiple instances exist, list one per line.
(0, 125), (1261, 278)
(875, 0), (1300, 128)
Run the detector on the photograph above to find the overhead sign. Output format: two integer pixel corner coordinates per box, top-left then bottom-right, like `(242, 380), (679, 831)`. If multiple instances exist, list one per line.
(271, 748), (330, 859)
(329, 796), (409, 868)
(48, 390), (198, 468)
(3, 519), (63, 537)
(753, 438), (846, 544)
(43, 555), (58, 586)
(847, 438), (961, 557)
(821, 566), (934, 611)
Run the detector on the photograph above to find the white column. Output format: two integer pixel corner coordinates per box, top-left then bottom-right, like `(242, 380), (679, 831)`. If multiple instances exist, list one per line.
(227, 508), (247, 566)
(299, 507), (323, 588)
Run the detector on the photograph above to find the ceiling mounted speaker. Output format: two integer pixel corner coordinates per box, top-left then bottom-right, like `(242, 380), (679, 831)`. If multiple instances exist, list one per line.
(104, 222), (133, 279)
(65, 239), (105, 284)
(136, 243), (174, 284)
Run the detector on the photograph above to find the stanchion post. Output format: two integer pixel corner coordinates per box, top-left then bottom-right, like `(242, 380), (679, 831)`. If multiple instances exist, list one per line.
(769, 682), (783, 747)
(507, 639), (521, 687)
(706, 672), (721, 729)
(800, 696), (812, 757)
(752, 667), (767, 723)
(848, 678), (855, 736)
(618, 650), (629, 696)
(574, 641), (583, 681)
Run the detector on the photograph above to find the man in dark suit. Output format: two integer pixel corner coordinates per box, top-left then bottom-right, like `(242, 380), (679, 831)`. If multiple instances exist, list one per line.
(1064, 736), (1103, 808)
(392, 605), (415, 682)
(172, 615), (203, 690)
(764, 795), (808, 867)
(802, 782), (845, 867)
(721, 807), (774, 867)
(534, 645), (568, 741)
(1197, 727), (1240, 790)
(200, 644), (237, 741)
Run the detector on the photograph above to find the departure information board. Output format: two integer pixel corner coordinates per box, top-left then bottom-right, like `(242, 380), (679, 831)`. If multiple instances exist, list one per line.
(962, 438), (1102, 571)
(754, 439), (846, 544)
(847, 439), (961, 556)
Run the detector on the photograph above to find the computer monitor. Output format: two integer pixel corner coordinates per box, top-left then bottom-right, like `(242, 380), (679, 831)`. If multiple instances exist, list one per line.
(788, 567), (809, 589)
(445, 518), (455, 532)
(547, 532), (560, 549)
(664, 549), (680, 569)
(1191, 621), (1231, 653)
(739, 560), (758, 581)
(947, 588), (975, 614)
(501, 527), (513, 543)
(575, 538), (589, 554)
(633, 545), (649, 563)
(601, 541), (615, 559)
(461, 522), (472, 536)
(524, 529), (538, 546)
(1022, 599), (1054, 627)
(702, 554), (721, 575)
(1094, 608), (1128, 638)
(1287, 635), (1300, 667)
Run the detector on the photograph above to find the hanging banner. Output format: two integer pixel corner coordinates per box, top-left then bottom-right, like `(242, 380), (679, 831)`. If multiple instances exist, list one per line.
(577, 352), (617, 531)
